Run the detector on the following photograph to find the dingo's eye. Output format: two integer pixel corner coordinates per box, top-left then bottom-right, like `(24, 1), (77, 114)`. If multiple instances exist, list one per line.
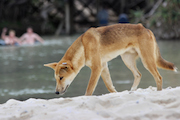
(60, 77), (63, 80)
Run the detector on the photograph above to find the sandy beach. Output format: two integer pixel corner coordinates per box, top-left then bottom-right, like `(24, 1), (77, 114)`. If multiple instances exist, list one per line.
(0, 86), (180, 120)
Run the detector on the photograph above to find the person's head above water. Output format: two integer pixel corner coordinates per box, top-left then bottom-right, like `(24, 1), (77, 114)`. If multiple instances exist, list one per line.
(27, 27), (33, 34)
(9, 30), (16, 37)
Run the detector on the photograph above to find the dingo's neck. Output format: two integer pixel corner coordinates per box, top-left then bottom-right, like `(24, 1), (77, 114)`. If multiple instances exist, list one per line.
(61, 35), (85, 73)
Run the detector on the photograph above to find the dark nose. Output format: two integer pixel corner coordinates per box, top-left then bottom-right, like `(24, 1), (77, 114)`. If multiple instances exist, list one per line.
(55, 91), (59, 95)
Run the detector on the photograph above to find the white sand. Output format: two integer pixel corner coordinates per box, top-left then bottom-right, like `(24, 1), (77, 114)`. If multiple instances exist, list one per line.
(0, 86), (180, 120)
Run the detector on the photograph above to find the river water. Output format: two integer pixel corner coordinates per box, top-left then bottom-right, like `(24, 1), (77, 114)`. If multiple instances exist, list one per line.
(0, 34), (180, 104)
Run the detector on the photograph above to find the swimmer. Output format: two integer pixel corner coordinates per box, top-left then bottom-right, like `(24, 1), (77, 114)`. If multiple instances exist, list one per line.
(1, 28), (21, 45)
(20, 27), (44, 45)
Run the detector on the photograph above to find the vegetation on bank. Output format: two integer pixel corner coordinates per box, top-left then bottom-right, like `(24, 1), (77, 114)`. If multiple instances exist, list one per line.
(0, 0), (179, 39)
(130, 0), (180, 39)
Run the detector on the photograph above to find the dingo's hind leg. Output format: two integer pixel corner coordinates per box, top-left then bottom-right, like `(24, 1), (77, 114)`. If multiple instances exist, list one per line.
(101, 63), (117, 93)
(141, 59), (162, 90)
(138, 39), (162, 90)
(121, 52), (141, 91)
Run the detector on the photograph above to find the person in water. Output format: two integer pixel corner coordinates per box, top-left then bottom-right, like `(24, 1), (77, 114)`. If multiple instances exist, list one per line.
(97, 5), (109, 26)
(1, 28), (21, 45)
(20, 27), (44, 45)
(118, 13), (129, 23)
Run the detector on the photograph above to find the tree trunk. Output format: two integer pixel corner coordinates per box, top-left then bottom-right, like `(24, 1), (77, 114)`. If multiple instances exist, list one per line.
(65, 0), (74, 34)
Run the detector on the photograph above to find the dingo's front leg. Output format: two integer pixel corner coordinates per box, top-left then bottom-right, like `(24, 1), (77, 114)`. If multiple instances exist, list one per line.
(85, 65), (102, 96)
(101, 63), (117, 93)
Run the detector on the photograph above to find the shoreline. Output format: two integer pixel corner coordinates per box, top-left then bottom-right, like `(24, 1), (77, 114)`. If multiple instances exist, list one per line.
(0, 86), (180, 120)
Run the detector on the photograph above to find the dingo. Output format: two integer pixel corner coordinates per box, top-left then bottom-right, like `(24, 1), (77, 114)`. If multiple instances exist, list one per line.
(44, 23), (177, 96)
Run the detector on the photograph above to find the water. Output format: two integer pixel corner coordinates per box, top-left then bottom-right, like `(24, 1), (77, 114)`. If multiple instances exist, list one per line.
(0, 35), (180, 104)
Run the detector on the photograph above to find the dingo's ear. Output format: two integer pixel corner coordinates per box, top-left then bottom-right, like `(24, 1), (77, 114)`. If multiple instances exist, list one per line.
(44, 62), (57, 70)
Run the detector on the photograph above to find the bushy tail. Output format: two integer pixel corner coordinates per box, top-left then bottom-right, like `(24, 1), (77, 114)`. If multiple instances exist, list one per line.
(156, 46), (177, 71)
(149, 29), (177, 72)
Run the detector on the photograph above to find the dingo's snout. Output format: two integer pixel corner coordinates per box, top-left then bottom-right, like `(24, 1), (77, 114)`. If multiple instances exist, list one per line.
(55, 85), (69, 95)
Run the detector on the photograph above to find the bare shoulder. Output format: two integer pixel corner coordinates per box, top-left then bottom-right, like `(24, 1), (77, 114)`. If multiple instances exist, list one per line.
(15, 37), (19, 39)
(21, 33), (28, 37)
(33, 33), (39, 36)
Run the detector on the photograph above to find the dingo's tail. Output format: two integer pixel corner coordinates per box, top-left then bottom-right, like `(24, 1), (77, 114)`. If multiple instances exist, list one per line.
(150, 32), (177, 72)
(156, 46), (177, 72)
(148, 29), (177, 72)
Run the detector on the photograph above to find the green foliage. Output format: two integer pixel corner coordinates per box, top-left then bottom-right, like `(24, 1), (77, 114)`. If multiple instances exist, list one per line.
(131, 10), (144, 18)
(129, 0), (180, 39)
(158, 0), (180, 25)
(149, 0), (180, 39)
(130, 0), (180, 26)
(157, 0), (179, 24)
(129, 8), (144, 23)
(31, 0), (40, 6)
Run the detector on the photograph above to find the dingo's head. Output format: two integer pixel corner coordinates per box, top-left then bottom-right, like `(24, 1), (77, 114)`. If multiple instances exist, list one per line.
(44, 62), (76, 95)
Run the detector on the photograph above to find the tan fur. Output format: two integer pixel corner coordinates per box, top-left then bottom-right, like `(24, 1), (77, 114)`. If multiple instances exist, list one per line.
(44, 23), (176, 96)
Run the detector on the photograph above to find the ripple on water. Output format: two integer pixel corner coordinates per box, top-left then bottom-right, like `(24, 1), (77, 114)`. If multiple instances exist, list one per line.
(52, 50), (65, 55)
(43, 40), (63, 46)
(115, 80), (132, 84)
(28, 65), (34, 69)
(8, 88), (54, 96)
(18, 57), (23, 61)
(4, 61), (9, 65)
